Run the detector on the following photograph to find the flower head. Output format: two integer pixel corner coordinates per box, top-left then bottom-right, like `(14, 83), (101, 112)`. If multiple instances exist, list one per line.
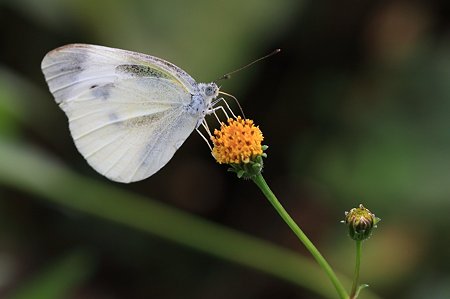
(211, 116), (267, 179)
(343, 204), (380, 241)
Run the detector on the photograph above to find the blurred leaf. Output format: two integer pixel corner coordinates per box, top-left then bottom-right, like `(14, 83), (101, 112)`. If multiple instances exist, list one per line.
(0, 68), (26, 137)
(0, 66), (61, 141)
(6, 250), (94, 299)
(7, 0), (302, 88)
(0, 139), (381, 299)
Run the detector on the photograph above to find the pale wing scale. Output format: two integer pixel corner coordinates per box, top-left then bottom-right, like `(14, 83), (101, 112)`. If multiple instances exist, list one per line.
(42, 44), (197, 103)
(83, 132), (124, 159)
(41, 44), (200, 183)
(74, 107), (197, 183)
(129, 109), (194, 181)
(64, 79), (186, 140)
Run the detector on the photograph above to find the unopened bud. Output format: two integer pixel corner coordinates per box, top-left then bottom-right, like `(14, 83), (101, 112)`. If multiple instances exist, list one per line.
(343, 204), (380, 241)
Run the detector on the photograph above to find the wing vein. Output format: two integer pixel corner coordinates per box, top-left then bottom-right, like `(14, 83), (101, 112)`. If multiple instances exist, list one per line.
(72, 110), (170, 141)
(46, 69), (81, 81)
(42, 59), (73, 69)
(102, 135), (135, 177)
(83, 132), (126, 159)
(127, 111), (180, 181)
(51, 75), (117, 93)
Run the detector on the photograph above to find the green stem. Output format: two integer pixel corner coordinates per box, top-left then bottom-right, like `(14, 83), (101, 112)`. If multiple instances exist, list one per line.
(350, 241), (362, 299)
(252, 173), (348, 299)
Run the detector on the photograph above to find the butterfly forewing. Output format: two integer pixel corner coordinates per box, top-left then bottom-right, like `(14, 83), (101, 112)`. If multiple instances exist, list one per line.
(42, 44), (199, 183)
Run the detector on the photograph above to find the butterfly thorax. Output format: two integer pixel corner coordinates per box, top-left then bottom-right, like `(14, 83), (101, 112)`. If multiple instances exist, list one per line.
(187, 82), (219, 127)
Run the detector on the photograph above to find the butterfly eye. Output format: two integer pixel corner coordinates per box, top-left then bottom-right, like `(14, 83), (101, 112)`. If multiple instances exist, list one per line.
(205, 85), (215, 96)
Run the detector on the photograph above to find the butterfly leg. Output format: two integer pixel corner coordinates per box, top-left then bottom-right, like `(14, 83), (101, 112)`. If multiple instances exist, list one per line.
(211, 97), (238, 119)
(217, 91), (246, 119)
(212, 105), (230, 123)
(195, 120), (213, 150)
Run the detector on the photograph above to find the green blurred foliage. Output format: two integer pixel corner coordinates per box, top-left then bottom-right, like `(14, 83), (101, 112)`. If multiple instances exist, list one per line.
(1, 0), (450, 298)
(6, 250), (94, 299)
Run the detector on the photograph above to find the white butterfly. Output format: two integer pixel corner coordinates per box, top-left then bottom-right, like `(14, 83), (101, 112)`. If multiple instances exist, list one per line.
(41, 44), (221, 183)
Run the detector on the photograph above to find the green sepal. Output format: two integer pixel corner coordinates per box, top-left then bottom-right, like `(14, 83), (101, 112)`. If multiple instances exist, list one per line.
(227, 145), (268, 180)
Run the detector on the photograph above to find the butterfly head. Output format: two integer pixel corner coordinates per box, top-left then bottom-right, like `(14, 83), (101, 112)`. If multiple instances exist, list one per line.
(199, 82), (219, 100)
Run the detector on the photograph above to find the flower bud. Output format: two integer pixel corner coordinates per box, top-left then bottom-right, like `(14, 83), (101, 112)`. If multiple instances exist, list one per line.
(343, 204), (380, 241)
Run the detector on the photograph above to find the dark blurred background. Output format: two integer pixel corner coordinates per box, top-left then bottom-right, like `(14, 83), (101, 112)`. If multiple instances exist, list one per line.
(1, 0), (450, 298)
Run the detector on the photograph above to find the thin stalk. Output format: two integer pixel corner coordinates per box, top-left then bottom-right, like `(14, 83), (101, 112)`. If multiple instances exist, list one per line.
(350, 241), (362, 299)
(252, 173), (348, 299)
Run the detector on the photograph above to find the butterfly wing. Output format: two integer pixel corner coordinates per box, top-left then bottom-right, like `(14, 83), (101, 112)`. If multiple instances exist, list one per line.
(42, 44), (200, 183)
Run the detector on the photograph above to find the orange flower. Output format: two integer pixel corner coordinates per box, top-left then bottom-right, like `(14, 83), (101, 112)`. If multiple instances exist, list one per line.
(211, 116), (264, 164)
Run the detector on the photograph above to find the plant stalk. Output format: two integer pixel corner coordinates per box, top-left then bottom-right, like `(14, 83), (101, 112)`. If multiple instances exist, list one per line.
(350, 241), (362, 299)
(252, 173), (348, 299)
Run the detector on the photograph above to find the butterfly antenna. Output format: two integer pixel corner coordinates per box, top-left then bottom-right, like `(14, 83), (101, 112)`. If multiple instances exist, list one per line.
(218, 91), (246, 119)
(215, 48), (281, 82)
